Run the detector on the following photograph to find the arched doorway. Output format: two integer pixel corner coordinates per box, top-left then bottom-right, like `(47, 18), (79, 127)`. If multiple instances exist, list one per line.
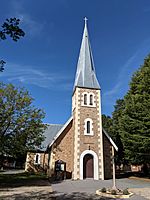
(83, 154), (93, 178)
(80, 150), (99, 180)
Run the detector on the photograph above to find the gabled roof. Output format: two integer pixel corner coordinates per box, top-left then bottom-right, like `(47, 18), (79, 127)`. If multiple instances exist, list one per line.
(102, 128), (118, 151)
(41, 124), (63, 151)
(49, 116), (73, 148)
(40, 119), (118, 152)
(73, 18), (100, 91)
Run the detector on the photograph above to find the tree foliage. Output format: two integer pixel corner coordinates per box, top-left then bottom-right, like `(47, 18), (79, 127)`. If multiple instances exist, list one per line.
(113, 55), (150, 165)
(0, 18), (25, 42)
(0, 83), (46, 165)
(0, 18), (25, 72)
(102, 113), (124, 166)
(0, 60), (5, 72)
(103, 55), (150, 166)
(102, 114), (113, 137)
(111, 99), (125, 165)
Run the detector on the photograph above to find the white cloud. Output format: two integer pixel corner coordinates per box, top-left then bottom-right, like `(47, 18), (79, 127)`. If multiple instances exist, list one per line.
(143, 7), (150, 13)
(18, 14), (45, 37)
(103, 39), (150, 100)
(103, 53), (136, 97)
(10, 0), (45, 37)
(0, 62), (72, 90)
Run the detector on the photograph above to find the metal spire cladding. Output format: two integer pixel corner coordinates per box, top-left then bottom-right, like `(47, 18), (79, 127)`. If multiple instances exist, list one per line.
(73, 18), (100, 91)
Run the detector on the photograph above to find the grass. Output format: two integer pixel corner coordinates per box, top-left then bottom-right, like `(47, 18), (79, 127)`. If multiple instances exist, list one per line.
(0, 172), (50, 188)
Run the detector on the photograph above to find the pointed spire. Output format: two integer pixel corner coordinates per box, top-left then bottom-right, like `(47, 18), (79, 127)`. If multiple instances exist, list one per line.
(73, 18), (100, 91)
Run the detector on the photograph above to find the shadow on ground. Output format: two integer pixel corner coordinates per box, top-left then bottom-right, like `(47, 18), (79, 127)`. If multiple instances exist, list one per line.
(0, 191), (113, 200)
(116, 171), (150, 179)
(0, 172), (50, 188)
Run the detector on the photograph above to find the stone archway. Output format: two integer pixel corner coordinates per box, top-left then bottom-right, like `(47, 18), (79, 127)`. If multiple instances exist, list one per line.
(80, 150), (98, 180)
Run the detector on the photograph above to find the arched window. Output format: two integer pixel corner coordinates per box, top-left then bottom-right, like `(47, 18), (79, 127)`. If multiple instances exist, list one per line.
(34, 153), (40, 164)
(82, 92), (95, 107)
(84, 118), (94, 135)
(35, 154), (39, 163)
(89, 94), (93, 105)
(87, 121), (90, 134)
(84, 94), (87, 105)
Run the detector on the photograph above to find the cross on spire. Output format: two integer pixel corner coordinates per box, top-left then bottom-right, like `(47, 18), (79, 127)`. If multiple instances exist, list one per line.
(84, 17), (88, 25)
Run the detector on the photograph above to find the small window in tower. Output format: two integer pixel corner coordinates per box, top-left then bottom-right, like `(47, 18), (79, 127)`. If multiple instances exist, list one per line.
(84, 94), (87, 105)
(84, 118), (94, 135)
(89, 94), (93, 105)
(87, 121), (90, 134)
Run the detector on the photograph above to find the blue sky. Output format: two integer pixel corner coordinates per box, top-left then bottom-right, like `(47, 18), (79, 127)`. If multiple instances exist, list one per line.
(1, 0), (150, 124)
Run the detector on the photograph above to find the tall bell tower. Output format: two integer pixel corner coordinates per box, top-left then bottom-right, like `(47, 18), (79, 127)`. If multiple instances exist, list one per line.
(72, 18), (104, 180)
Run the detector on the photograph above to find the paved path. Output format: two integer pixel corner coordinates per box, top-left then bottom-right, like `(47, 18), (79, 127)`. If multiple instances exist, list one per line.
(52, 178), (150, 199)
(0, 177), (149, 199)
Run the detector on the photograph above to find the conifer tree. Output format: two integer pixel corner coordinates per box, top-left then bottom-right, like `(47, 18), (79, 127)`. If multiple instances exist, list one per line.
(102, 113), (124, 167)
(102, 114), (113, 137)
(118, 55), (150, 164)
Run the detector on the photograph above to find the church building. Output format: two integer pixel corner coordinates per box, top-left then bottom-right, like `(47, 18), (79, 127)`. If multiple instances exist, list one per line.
(25, 19), (118, 180)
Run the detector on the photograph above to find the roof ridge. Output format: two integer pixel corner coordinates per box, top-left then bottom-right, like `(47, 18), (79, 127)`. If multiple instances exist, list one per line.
(44, 123), (63, 126)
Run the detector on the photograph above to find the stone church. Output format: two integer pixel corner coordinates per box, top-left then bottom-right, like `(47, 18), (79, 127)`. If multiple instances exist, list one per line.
(25, 19), (118, 180)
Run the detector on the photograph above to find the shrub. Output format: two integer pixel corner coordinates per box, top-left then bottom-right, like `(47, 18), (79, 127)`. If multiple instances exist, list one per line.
(111, 189), (117, 195)
(123, 189), (129, 195)
(100, 187), (106, 193)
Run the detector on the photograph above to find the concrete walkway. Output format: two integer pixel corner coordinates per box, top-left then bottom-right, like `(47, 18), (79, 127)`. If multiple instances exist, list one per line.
(52, 178), (150, 199)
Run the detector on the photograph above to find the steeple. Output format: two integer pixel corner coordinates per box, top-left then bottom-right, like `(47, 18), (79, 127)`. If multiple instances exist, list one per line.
(73, 18), (100, 91)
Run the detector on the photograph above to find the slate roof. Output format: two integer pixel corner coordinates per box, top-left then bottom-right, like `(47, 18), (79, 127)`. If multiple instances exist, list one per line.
(73, 18), (100, 91)
(41, 124), (63, 151)
(49, 117), (73, 147)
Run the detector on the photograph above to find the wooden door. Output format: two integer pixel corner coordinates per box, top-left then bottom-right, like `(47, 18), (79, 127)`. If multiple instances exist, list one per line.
(83, 154), (93, 178)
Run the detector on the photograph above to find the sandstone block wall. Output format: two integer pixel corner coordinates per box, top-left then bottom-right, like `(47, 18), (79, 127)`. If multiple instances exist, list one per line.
(25, 152), (48, 173)
(72, 87), (103, 179)
(50, 120), (74, 178)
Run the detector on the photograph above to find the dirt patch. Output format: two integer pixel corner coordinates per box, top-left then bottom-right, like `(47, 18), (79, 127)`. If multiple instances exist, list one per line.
(0, 186), (53, 200)
(129, 188), (150, 200)
(0, 172), (54, 199)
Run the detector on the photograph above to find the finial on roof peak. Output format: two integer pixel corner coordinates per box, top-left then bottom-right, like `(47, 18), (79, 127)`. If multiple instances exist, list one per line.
(84, 17), (88, 25)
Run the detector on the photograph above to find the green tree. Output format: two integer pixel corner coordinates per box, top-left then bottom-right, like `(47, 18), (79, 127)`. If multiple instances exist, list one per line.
(0, 18), (25, 72)
(102, 114), (113, 136)
(118, 55), (150, 165)
(102, 112), (125, 167)
(0, 83), (46, 167)
(111, 99), (125, 166)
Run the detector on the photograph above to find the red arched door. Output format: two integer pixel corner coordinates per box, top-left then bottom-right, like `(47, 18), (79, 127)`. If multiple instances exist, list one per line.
(83, 154), (94, 179)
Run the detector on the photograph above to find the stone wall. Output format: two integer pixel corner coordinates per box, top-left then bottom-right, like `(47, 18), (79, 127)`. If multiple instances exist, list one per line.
(72, 87), (104, 179)
(49, 120), (74, 178)
(25, 152), (48, 173)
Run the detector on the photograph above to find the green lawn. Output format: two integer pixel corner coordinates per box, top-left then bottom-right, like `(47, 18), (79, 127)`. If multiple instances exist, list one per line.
(0, 172), (50, 188)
